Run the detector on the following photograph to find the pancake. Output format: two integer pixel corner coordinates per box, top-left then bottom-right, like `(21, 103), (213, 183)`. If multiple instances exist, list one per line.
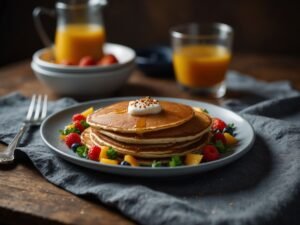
(87, 101), (194, 133)
(97, 110), (212, 144)
(91, 127), (204, 150)
(88, 128), (211, 158)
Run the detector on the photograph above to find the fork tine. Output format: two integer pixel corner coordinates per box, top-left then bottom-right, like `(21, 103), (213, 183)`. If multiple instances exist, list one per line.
(26, 95), (36, 120)
(33, 95), (42, 120)
(41, 95), (48, 119)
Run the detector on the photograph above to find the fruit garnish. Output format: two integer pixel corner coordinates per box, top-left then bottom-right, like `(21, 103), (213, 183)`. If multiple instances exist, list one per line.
(223, 123), (236, 136)
(211, 118), (227, 132)
(184, 153), (203, 165)
(71, 143), (81, 152)
(59, 126), (80, 136)
(202, 145), (220, 161)
(60, 60), (75, 66)
(224, 133), (238, 145)
(65, 123), (75, 130)
(81, 107), (94, 117)
(74, 120), (85, 133)
(76, 145), (89, 158)
(59, 134), (66, 140)
(79, 56), (96, 66)
(101, 158), (119, 165)
(169, 156), (182, 167)
(212, 132), (227, 145)
(72, 114), (86, 122)
(124, 155), (139, 167)
(214, 140), (228, 154)
(98, 54), (118, 65)
(120, 161), (131, 166)
(80, 120), (90, 129)
(65, 133), (81, 148)
(151, 160), (162, 168)
(88, 146), (101, 161)
(106, 147), (118, 160)
(100, 146), (109, 159)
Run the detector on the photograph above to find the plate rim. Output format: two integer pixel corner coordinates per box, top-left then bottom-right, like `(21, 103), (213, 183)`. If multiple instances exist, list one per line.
(40, 97), (255, 175)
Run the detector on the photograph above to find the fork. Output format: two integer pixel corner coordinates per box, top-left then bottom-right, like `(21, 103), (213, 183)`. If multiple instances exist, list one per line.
(0, 94), (48, 164)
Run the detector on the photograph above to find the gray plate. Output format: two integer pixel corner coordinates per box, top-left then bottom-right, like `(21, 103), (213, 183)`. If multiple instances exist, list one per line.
(40, 97), (255, 177)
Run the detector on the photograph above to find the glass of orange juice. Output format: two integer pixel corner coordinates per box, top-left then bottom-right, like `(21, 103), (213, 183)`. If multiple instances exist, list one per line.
(170, 23), (233, 98)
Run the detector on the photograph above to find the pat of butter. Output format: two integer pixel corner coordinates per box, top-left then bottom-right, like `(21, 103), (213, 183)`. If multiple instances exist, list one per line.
(128, 97), (162, 116)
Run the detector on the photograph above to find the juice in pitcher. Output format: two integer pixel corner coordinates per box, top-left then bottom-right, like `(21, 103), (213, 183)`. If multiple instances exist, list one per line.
(55, 24), (105, 64)
(173, 44), (231, 88)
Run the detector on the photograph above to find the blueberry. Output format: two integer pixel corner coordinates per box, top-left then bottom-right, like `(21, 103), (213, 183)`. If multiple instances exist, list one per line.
(120, 161), (131, 166)
(223, 127), (234, 135)
(71, 143), (81, 152)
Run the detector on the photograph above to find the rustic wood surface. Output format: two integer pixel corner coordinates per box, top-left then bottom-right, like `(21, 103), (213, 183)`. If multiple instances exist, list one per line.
(0, 54), (299, 225)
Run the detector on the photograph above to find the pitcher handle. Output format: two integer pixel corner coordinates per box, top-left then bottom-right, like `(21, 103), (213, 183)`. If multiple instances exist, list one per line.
(33, 7), (55, 47)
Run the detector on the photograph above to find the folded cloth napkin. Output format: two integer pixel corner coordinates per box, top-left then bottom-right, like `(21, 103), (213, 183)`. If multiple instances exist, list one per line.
(0, 72), (299, 225)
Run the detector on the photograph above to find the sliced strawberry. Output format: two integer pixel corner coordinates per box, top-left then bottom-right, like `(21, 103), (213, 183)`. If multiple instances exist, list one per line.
(202, 145), (220, 161)
(60, 60), (76, 66)
(88, 146), (101, 161)
(65, 133), (81, 148)
(98, 54), (118, 65)
(74, 121), (85, 133)
(72, 114), (86, 122)
(212, 132), (227, 145)
(211, 118), (227, 132)
(79, 56), (96, 66)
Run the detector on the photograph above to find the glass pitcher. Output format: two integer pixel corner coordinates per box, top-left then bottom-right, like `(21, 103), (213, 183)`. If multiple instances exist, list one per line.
(33, 0), (107, 64)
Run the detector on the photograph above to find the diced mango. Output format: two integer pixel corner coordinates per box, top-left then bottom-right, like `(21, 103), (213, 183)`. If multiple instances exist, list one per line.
(100, 158), (119, 165)
(184, 153), (203, 165)
(124, 155), (139, 167)
(65, 123), (75, 130)
(224, 133), (238, 146)
(99, 146), (109, 160)
(60, 134), (66, 140)
(81, 107), (94, 118)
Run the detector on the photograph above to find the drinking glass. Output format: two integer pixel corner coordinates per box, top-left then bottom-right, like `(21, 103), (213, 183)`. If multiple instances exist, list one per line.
(170, 23), (233, 98)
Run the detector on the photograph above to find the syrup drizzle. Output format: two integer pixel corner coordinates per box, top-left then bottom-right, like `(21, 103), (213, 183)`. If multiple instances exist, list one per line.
(113, 109), (127, 114)
(135, 117), (146, 133)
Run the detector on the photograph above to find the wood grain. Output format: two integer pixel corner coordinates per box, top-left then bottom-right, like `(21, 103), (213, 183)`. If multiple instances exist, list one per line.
(0, 54), (299, 225)
(0, 155), (135, 225)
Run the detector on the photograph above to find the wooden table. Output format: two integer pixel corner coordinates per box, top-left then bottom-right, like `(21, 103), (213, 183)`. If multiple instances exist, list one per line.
(0, 54), (299, 225)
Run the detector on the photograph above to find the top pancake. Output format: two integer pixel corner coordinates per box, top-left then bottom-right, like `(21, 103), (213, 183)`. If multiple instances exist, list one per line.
(87, 101), (194, 133)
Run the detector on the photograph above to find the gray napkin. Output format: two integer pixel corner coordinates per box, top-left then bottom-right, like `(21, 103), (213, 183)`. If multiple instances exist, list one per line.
(0, 72), (300, 225)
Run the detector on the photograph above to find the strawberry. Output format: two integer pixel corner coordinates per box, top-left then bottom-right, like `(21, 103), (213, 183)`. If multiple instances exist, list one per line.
(72, 114), (86, 122)
(60, 60), (76, 66)
(74, 121), (85, 133)
(88, 146), (101, 161)
(98, 54), (118, 65)
(212, 132), (227, 145)
(65, 133), (81, 148)
(211, 118), (227, 132)
(202, 145), (220, 161)
(79, 56), (96, 66)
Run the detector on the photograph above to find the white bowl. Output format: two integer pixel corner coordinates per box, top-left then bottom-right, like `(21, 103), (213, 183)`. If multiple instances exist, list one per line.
(33, 43), (136, 73)
(31, 61), (135, 96)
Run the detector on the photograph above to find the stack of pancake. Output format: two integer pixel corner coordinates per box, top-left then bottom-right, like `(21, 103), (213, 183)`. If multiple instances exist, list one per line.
(82, 100), (212, 164)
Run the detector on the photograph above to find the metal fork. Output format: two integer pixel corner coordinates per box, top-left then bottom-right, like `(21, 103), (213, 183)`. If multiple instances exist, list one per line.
(0, 94), (48, 164)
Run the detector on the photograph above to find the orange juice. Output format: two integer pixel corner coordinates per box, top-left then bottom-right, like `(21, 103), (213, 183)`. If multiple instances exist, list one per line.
(173, 45), (231, 88)
(55, 24), (105, 64)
